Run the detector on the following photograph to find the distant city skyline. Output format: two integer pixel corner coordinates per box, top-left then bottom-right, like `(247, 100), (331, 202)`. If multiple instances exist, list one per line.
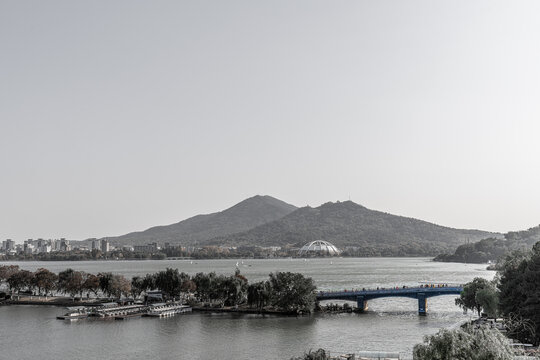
(2, 1), (540, 241)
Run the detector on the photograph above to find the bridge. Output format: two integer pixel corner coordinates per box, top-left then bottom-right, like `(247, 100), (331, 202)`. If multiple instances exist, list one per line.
(316, 285), (463, 315)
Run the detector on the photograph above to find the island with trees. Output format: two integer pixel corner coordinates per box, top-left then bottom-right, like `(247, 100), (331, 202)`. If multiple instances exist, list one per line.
(0, 266), (317, 315)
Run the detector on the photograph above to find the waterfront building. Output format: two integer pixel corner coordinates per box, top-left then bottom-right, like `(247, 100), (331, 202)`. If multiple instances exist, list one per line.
(133, 243), (158, 253)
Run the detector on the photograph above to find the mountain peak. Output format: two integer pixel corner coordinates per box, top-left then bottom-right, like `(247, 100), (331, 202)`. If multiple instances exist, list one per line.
(105, 195), (297, 246)
(212, 200), (501, 256)
(319, 200), (367, 210)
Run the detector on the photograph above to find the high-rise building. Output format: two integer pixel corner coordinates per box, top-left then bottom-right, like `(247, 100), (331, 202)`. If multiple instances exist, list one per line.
(60, 238), (71, 252)
(6, 239), (15, 251)
(101, 239), (110, 253)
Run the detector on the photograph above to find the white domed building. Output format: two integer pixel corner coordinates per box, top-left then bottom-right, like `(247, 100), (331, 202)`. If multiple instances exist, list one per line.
(298, 240), (341, 257)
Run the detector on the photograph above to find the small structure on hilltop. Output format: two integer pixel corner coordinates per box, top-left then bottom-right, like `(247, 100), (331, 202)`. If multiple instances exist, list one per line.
(298, 240), (341, 257)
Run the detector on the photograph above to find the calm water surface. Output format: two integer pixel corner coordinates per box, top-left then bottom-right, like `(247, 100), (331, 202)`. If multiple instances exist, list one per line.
(0, 258), (493, 359)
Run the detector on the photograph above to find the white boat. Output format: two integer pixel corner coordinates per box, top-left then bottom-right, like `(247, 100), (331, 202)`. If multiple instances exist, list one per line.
(145, 303), (192, 317)
(56, 306), (89, 320)
(91, 304), (146, 318)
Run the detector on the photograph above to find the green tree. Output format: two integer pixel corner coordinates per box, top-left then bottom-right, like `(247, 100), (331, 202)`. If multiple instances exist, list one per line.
(222, 270), (248, 306)
(247, 281), (271, 310)
(475, 286), (499, 318)
(130, 276), (145, 299)
(268, 272), (316, 313)
(154, 268), (182, 301)
(413, 326), (513, 360)
(455, 277), (498, 317)
(498, 242), (540, 345)
(193, 272), (214, 302)
(141, 273), (156, 292)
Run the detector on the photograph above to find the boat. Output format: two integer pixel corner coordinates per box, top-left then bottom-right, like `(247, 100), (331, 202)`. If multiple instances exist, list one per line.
(144, 303), (192, 317)
(56, 306), (89, 320)
(91, 303), (147, 318)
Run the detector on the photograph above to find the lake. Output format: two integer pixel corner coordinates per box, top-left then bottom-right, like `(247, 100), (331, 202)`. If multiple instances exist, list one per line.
(0, 258), (493, 359)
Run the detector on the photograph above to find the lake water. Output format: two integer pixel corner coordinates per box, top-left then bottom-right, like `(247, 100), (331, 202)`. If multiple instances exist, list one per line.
(0, 258), (493, 359)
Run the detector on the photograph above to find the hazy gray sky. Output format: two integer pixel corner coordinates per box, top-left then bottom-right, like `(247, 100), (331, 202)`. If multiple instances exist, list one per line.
(1, 1), (540, 242)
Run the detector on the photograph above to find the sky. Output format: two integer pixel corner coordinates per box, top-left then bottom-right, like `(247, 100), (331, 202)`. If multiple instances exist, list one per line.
(1, 1), (540, 242)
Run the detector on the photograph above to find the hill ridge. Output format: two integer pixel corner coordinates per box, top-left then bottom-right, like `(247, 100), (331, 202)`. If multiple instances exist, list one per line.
(103, 195), (298, 247)
(206, 200), (501, 256)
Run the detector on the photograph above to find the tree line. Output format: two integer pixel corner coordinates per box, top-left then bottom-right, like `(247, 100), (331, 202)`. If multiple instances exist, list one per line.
(409, 240), (540, 360)
(451, 242), (540, 346)
(0, 266), (317, 313)
(434, 225), (540, 264)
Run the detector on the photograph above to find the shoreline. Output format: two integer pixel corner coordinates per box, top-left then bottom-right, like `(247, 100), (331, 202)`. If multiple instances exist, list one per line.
(1, 255), (435, 262)
(1, 296), (303, 315)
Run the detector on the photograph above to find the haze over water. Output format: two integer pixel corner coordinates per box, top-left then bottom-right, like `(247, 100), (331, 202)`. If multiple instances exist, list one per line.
(0, 258), (493, 359)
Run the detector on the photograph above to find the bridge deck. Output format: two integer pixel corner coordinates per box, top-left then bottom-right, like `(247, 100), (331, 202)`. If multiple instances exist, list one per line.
(317, 286), (463, 301)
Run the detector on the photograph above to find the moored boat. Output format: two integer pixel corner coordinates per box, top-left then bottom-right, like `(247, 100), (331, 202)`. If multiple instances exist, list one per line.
(91, 303), (147, 318)
(144, 303), (192, 317)
(56, 306), (89, 320)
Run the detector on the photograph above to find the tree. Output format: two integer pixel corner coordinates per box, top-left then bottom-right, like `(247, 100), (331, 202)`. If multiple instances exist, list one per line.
(248, 281), (271, 310)
(193, 272), (214, 302)
(180, 279), (196, 296)
(498, 242), (540, 345)
(268, 272), (317, 313)
(82, 274), (100, 298)
(33, 268), (58, 297)
(154, 268), (182, 301)
(98, 272), (114, 298)
(0, 265), (20, 287)
(110, 275), (131, 299)
(221, 270), (248, 306)
(131, 276), (145, 299)
(7, 270), (34, 294)
(58, 269), (84, 299)
(455, 277), (498, 317)
(475, 286), (499, 318)
(141, 273), (156, 292)
(179, 275), (196, 302)
(413, 326), (513, 360)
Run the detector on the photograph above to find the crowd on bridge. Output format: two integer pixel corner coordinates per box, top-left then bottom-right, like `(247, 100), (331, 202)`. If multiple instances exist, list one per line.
(318, 283), (457, 296)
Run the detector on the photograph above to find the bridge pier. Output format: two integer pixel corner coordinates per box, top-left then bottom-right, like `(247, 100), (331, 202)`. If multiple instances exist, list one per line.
(418, 293), (427, 316)
(356, 296), (368, 312)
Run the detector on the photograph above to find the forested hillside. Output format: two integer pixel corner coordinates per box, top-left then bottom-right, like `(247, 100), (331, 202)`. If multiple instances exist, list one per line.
(434, 225), (540, 263)
(102, 195), (297, 247)
(208, 201), (499, 256)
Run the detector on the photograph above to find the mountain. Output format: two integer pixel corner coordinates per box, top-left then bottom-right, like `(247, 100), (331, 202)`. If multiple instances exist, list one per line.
(434, 225), (540, 263)
(105, 195), (297, 247)
(207, 201), (501, 256)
